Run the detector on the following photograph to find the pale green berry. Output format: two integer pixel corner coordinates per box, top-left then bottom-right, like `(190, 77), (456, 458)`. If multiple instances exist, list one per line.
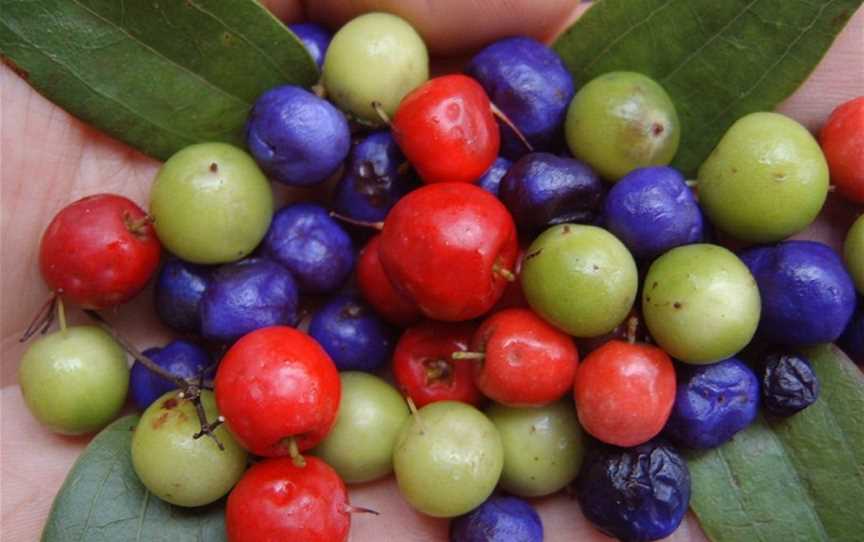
(845, 214), (864, 294)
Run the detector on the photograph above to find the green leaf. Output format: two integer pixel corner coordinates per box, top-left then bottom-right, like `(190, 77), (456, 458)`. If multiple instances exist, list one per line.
(0, 0), (318, 161)
(42, 415), (227, 542)
(688, 344), (864, 542)
(553, 0), (863, 175)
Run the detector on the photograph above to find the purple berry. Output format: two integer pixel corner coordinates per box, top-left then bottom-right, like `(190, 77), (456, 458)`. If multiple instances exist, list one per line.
(308, 295), (395, 372)
(288, 23), (332, 69)
(154, 258), (212, 333)
(476, 157), (512, 196)
(131, 340), (212, 410)
(838, 301), (864, 363)
(449, 496), (543, 542)
(762, 352), (820, 416)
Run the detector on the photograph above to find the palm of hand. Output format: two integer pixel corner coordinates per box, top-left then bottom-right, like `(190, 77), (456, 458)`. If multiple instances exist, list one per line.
(1, 1), (861, 540)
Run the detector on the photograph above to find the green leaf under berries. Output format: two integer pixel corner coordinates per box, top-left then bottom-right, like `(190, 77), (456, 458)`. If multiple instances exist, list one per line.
(42, 415), (227, 542)
(687, 344), (864, 542)
(553, 0), (862, 175)
(0, 0), (318, 161)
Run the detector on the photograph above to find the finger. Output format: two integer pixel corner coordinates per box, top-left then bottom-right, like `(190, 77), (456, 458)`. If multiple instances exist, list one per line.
(259, 0), (305, 23)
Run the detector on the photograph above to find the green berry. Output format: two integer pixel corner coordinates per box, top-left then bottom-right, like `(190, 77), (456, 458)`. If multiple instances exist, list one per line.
(845, 214), (864, 294)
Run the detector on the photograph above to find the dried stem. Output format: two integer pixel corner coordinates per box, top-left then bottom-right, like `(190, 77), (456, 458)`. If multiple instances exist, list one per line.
(328, 211), (384, 230)
(490, 102), (533, 152)
(20, 293), (58, 342)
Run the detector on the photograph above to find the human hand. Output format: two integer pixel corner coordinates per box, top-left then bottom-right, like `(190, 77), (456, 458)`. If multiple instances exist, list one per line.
(2, 2), (862, 540)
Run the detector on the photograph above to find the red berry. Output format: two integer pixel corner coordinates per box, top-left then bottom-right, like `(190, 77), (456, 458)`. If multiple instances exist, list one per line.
(820, 96), (864, 203)
(470, 308), (578, 407)
(393, 320), (484, 407)
(39, 194), (161, 309)
(392, 74), (499, 184)
(356, 234), (422, 327)
(379, 183), (518, 321)
(215, 326), (340, 457)
(573, 340), (675, 447)
(226, 456), (350, 542)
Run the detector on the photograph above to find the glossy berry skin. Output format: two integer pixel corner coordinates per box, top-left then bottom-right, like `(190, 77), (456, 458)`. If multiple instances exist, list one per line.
(308, 295), (395, 372)
(288, 23), (331, 68)
(380, 183), (518, 321)
(356, 235), (422, 326)
(577, 440), (691, 542)
(393, 321), (483, 407)
(499, 153), (604, 232)
(476, 157), (512, 196)
(450, 496), (543, 542)
(762, 353), (820, 416)
(820, 96), (864, 203)
(246, 85), (350, 186)
(226, 456), (350, 542)
(574, 340), (676, 447)
(130, 340), (212, 410)
(153, 258), (211, 333)
(604, 166), (703, 260)
(466, 36), (575, 159)
(333, 131), (417, 222)
(664, 358), (759, 449)
(845, 214), (864, 294)
(215, 326), (340, 456)
(471, 308), (578, 407)
(40, 194), (160, 309)
(200, 258), (298, 344)
(740, 241), (856, 345)
(392, 75), (500, 184)
(839, 303), (864, 363)
(262, 203), (354, 294)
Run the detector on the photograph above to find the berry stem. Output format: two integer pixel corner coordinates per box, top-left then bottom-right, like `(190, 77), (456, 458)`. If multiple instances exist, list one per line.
(56, 297), (67, 334)
(328, 211), (384, 230)
(492, 262), (516, 282)
(286, 436), (307, 468)
(311, 83), (326, 98)
(451, 351), (485, 361)
(345, 505), (381, 516)
(490, 102), (533, 152)
(371, 101), (391, 125)
(626, 315), (639, 344)
(685, 180), (698, 188)
(406, 396), (426, 436)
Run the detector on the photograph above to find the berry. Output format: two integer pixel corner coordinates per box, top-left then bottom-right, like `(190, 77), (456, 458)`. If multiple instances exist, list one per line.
(393, 320), (483, 407)
(39, 194), (160, 309)
(574, 340), (676, 447)
(200, 257), (299, 344)
(18, 326), (129, 435)
(844, 214), (864, 294)
(153, 258), (211, 333)
(697, 112), (829, 242)
(838, 303), (864, 363)
(246, 85), (350, 186)
(604, 166), (703, 260)
(820, 96), (864, 203)
(226, 456), (351, 542)
(131, 340), (212, 410)
(323, 12), (428, 125)
(392, 75), (500, 184)
(288, 22), (331, 68)
(131, 391), (247, 507)
(476, 157), (512, 196)
(577, 440), (691, 542)
(499, 152), (604, 232)
(150, 143), (273, 264)
(762, 352), (820, 416)
(379, 183), (518, 321)
(450, 495), (543, 542)
(356, 234), (422, 326)
(663, 358), (759, 449)
(466, 36), (575, 159)
(740, 240), (856, 345)
(262, 203), (354, 294)
(308, 294), (395, 372)
(215, 326), (340, 456)
(565, 72), (680, 181)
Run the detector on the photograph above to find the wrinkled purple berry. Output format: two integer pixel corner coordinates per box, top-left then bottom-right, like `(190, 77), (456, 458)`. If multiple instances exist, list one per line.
(154, 258), (212, 333)
(288, 23), (332, 68)
(762, 352), (820, 416)
(131, 340), (212, 410)
(476, 157), (512, 196)
(308, 295), (395, 372)
(449, 495), (543, 542)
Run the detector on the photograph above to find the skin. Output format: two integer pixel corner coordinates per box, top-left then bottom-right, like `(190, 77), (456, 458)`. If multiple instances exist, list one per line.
(845, 215), (864, 294)
(1, 2), (861, 540)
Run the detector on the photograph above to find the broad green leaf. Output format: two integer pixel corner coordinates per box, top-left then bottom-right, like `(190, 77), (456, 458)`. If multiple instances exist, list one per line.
(0, 0), (318, 160)
(688, 344), (864, 542)
(553, 0), (863, 175)
(42, 415), (227, 542)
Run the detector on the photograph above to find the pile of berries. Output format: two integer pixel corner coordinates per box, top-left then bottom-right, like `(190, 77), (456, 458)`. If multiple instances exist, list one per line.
(17, 11), (864, 542)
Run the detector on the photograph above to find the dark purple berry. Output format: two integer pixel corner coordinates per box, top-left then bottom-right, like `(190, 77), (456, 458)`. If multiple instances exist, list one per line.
(308, 294), (395, 372)
(449, 495), (543, 542)
(288, 23), (332, 69)
(762, 352), (820, 416)
(131, 340), (212, 410)
(476, 157), (512, 196)
(154, 258), (212, 333)
(838, 300), (864, 363)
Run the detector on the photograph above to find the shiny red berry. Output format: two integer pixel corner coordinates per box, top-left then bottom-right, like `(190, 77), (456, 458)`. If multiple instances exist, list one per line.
(392, 74), (499, 184)
(39, 194), (161, 309)
(356, 234), (422, 327)
(820, 96), (864, 203)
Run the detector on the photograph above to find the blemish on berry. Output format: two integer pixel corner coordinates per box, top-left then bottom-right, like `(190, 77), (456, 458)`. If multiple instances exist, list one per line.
(163, 397), (179, 410)
(652, 123), (665, 136)
(673, 302), (682, 309)
(525, 249), (543, 260)
(152, 412), (170, 429)
(210, 162), (219, 173)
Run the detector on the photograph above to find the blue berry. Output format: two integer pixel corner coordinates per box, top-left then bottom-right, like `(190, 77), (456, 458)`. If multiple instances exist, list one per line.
(288, 23), (332, 69)
(466, 37), (575, 159)
(664, 358), (759, 449)
(333, 131), (417, 222)
(449, 496), (543, 542)
(762, 352), (820, 416)
(308, 294), (395, 372)
(246, 85), (350, 186)
(577, 440), (690, 542)
(476, 157), (512, 196)
(740, 240), (856, 345)
(262, 203), (355, 294)
(499, 152), (603, 232)
(838, 301), (864, 363)
(200, 257), (299, 343)
(154, 258), (212, 333)
(604, 167), (703, 260)
(130, 340), (212, 410)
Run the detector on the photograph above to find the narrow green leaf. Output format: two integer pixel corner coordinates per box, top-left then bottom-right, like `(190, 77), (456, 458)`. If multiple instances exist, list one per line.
(553, 0), (863, 175)
(688, 344), (864, 542)
(41, 415), (227, 542)
(0, 0), (318, 160)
